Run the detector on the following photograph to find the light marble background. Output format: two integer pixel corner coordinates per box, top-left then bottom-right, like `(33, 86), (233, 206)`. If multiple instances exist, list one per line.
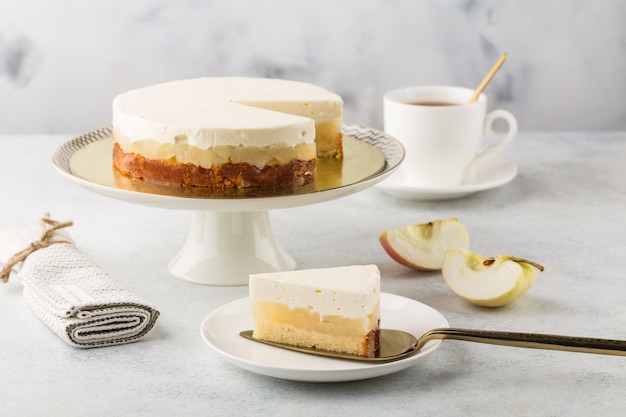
(1, 0), (625, 134)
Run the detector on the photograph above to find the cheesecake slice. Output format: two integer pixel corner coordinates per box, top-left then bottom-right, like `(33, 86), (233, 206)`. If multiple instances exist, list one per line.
(249, 265), (381, 357)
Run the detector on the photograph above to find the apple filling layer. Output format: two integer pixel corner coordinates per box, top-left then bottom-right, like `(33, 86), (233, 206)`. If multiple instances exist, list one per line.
(114, 136), (316, 170)
(312, 118), (343, 158)
(252, 301), (380, 357)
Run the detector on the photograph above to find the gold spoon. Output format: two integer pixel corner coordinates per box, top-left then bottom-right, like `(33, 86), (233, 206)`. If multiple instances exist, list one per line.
(467, 53), (508, 104)
(240, 327), (626, 363)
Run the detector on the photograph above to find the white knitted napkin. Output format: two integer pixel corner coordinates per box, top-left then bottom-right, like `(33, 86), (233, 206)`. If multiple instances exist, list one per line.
(0, 215), (159, 348)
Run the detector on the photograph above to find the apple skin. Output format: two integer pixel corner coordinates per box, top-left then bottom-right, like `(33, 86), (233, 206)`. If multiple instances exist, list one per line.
(379, 218), (470, 271)
(441, 248), (543, 307)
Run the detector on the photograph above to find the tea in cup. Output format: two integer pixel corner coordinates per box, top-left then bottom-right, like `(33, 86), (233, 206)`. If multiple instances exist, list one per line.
(383, 86), (517, 188)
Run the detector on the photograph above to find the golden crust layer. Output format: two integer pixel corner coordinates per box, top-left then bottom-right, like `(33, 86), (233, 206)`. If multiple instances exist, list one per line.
(254, 320), (379, 357)
(112, 143), (316, 188)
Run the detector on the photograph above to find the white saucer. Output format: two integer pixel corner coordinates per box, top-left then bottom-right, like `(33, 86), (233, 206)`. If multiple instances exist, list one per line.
(376, 155), (518, 201)
(200, 293), (449, 383)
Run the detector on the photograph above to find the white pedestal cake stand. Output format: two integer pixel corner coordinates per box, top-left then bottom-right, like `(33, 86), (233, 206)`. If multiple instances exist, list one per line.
(52, 124), (404, 286)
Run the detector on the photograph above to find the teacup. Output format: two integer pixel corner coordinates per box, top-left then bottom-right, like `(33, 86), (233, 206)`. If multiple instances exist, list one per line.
(383, 86), (517, 188)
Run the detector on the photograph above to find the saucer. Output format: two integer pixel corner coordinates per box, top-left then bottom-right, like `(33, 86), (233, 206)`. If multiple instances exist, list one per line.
(376, 155), (517, 201)
(200, 293), (449, 382)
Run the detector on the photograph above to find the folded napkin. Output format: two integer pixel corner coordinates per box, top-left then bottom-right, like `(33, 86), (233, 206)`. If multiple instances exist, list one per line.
(0, 214), (159, 348)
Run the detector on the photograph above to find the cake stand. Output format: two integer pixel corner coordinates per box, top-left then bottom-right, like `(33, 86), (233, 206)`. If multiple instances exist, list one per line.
(52, 124), (404, 286)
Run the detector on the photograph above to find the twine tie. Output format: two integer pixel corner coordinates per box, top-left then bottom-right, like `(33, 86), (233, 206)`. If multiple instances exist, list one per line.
(0, 213), (73, 283)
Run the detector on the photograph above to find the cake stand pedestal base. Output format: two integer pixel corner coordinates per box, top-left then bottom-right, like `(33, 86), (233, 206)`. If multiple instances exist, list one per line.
(168, 210), (296, 285)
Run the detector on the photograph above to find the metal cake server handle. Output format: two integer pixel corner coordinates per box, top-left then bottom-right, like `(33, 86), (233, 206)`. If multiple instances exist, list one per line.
(240, 328), (626, 363)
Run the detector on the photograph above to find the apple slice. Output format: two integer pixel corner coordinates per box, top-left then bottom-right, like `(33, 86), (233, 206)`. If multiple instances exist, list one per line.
(379, 218), (470, 271)
(441, 248), (544, 307)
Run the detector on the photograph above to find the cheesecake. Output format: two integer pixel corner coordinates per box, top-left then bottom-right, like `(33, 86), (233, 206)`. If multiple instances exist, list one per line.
(249, 265), (381, 357)
(112, 77), (343, 188)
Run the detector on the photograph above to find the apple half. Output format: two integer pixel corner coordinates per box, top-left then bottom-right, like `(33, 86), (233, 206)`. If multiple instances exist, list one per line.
(442, 248), (544, 307)
(379, 218), (470, 271)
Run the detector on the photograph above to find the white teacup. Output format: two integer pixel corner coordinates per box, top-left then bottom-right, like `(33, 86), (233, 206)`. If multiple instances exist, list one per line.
(383, 86), (517, 188)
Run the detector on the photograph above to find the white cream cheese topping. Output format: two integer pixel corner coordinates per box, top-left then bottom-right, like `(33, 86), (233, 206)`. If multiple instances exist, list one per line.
(249, 265), (380, 319)
(112, 77), (343, 150)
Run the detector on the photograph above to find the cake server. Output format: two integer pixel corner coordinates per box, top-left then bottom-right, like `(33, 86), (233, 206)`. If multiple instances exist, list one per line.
(240, 328), (626, 363)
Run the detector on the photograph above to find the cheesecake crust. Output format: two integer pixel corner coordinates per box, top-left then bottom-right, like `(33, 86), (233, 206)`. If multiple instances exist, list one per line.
(112, 143), (316, 188)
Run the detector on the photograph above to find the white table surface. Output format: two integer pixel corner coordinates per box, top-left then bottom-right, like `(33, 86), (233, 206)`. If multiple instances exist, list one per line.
(1, 132), (625, 416)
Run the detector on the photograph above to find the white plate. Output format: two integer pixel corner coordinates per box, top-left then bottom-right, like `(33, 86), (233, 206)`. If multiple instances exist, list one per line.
(377, 154), (517, 201)
(200, 293), (449, 382)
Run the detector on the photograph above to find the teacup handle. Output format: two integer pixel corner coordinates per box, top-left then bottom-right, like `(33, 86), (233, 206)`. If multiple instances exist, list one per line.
(463, 109), (517, 183)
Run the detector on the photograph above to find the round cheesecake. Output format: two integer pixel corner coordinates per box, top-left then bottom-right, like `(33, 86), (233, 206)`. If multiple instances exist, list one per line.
(112, 77), (343, 188)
